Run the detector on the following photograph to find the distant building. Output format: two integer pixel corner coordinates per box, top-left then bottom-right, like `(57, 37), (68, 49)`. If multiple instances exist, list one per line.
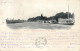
(37, 14), (45, 23)
(58, 18), (74, 24)
(37, 14), (57, 24)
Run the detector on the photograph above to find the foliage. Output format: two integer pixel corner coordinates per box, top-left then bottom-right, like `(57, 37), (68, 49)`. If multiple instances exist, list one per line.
(27, 12), (74, 22)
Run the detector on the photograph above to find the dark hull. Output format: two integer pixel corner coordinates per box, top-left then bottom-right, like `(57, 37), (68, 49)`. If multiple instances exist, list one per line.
(6, 20), (25, 24)
(63, 23), (74, 25)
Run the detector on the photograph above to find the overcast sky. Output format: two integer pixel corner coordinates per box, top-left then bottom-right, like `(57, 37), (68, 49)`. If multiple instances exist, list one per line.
(0, 0), (80, 21)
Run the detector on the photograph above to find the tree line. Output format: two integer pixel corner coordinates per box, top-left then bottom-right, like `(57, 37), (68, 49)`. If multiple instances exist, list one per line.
(27, 12), (74, 22)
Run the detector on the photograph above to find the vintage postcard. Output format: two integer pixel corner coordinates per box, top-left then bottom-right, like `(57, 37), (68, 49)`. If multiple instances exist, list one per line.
(0, 0), (80, 51)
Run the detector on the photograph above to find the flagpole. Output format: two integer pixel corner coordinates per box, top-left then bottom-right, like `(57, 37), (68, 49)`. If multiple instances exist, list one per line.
(67, 0), (70, 23)
(68, 4), (69, 23)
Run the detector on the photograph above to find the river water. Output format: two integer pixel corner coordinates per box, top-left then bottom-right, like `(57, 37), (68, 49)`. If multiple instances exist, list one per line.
(6, 22), (72, 29)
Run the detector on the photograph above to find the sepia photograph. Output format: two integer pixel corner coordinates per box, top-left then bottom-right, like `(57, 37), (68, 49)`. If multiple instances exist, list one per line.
(4, 0), (75, 29)
(0, 0), (80, 51)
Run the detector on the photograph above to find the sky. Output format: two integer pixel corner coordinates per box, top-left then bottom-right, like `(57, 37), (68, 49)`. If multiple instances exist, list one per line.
(0, 0), (80, 21)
